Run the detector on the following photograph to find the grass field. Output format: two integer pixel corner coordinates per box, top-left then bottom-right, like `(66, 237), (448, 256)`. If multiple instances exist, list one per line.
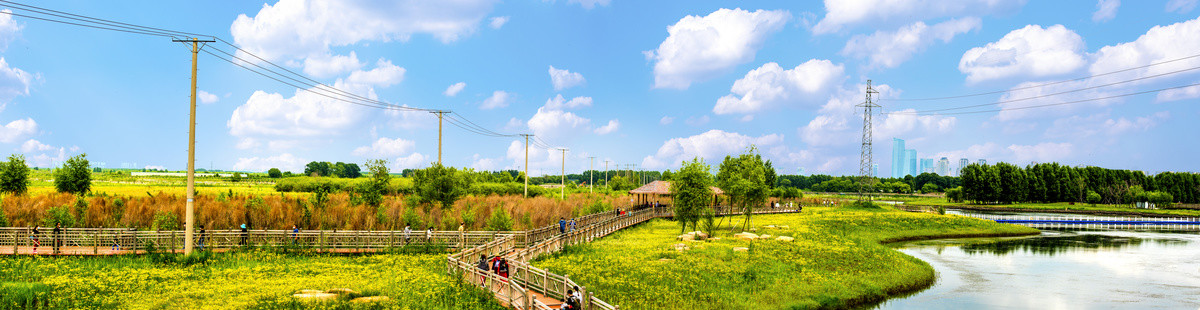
(0, 249), (504, 309)
(531, 206), (1039, 309)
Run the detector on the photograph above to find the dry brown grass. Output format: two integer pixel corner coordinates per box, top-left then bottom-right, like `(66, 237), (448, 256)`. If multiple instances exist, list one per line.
(0, 192), (635, 231)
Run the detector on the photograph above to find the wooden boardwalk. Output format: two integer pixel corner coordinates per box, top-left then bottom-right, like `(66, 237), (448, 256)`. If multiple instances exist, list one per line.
(0, 205), (804, 309)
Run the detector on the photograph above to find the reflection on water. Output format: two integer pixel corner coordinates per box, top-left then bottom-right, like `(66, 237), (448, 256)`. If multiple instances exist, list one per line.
(874, 230), (1200, 310)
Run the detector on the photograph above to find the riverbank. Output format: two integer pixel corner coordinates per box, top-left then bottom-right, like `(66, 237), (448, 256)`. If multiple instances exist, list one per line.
(530, 206), (1039, 309)
(812, 194), (1200, 218)
(0, 249), (504, 309)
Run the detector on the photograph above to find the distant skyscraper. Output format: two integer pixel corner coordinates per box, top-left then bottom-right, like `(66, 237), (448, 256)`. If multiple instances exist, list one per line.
(958, 158), (969, 176)
(906, 149), (917, 177)
(892, 138), (905, 178)
(978, 159), (987, 165)
(871, 164), (878, 177)
(798, 167), (806, 176)
(936, 157), (950, 176)
(921, 158), (935, 174)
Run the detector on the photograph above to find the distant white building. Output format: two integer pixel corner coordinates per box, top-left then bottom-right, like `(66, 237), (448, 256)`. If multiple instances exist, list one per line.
(936, 157), (951, 176)
(958, 158), (969, 176)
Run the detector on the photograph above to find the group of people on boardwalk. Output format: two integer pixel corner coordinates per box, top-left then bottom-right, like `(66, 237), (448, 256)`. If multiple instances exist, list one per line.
(475, 254), (510, 281)
(25, 223), (65, 254)
(563, 286), (583, 309)
(558, 217), (577, 234)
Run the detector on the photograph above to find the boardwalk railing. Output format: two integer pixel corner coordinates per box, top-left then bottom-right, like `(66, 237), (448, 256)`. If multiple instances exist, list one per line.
(448, 204), (803, 310)
(0, 227), (512, 255)
(963, 214), (1200, 231)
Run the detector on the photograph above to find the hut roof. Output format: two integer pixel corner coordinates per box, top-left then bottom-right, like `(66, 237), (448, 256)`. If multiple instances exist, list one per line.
(628, 180), (724, 195)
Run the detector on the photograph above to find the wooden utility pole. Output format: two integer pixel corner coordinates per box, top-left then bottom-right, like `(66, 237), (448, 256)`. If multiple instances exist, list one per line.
(558, 148), (568, 199)
(604, 160), (610, 188)
(173, 37), (214, 256)
(520, 134), (532, 197)
(431, 111), (450, 165)
(588, 156), (595, 194)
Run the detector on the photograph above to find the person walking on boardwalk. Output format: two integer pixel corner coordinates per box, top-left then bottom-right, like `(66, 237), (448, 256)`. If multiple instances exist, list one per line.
(291, 225), (300, 244)
(52, 222), (62, 254)
(497, 257), (510, 281)
(559, 217), (566, 234)
(30, 225), (40, 255)
(403, 224), (411, 245)
(197, 225), (206, 251)
(476, 254), (490, 284)
(569, 218), (577, 232)
(239, 223), (248, 246)
(425, 227), (433, 244)
(458, 222), (465, 249)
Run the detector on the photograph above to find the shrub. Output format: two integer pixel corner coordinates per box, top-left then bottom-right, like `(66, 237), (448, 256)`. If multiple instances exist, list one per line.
(73, 196), (89, 227)
(946, 186), (964, 203)
(413, 163), (472, 210)
(0, 282), (52, 308)
(401, 207), (425, 230)
(267, 168), (283, 178)
(1086, 190), (1101, 205)
(0, 200), (8, 227)
(54, 154), (92, 195)
(152, 210), (180, 231)
(485, 206), (513, 231)
(43, 205), (76, 227)
(111, 198), (126, 225)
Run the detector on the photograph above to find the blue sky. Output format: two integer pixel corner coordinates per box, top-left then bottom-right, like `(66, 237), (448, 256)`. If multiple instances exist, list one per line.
(0, 0), (1196, 176)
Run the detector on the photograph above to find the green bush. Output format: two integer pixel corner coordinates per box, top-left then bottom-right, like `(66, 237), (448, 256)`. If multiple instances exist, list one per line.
(72, 196), (89, 227)
(43, 205), (76, 227)
(54, 154), (92, 195)
(267, 168), (283, 178)
(151, 210), (180, 231)
(1086, 190), (1102, 205)
(485, 206), (513, 231)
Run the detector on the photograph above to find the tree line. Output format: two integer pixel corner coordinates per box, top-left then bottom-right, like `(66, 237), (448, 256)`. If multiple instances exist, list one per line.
(959, 162), (1199, 205)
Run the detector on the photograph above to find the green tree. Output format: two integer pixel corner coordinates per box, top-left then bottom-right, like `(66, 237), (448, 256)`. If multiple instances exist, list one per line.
(267, 168), (283, 178)
(716, 146), (770, 231)
(333, 162), (363, 178)
(671, 158), (713, 234)
(304, 161), (332, 177)
(358, 159), (391, 207)
(485, 207), (513, 231)
(1086, 190), (1101, 206)
(920, 183), (940, 194)
(608, 175), (633, 191)
(0, 154), (30, 195)
(946, 186), (964, 203)
(413, 163), (472, 210)
(54, 154), (92, 195)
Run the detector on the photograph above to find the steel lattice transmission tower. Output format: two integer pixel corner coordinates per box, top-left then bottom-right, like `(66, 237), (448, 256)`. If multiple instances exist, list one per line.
(856, 80), (880, 200)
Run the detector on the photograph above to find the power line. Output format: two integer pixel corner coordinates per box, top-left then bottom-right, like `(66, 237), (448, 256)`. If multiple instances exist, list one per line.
(885, 64), (1200, 114)
(893, 81), (1200, 116)
(884, 52), (1200, 102)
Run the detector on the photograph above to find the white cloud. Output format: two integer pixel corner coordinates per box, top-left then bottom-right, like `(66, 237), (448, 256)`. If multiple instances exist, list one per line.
(489, 16), (509, 29)
(593, 119), (619, 135)
(444, 82), (466, 97)
(543, 94), (592, 110)
(481, 90), (512, 110)
(19, 139), (52, 153)
(641, 129), (783, 169)
(660, 116), (674, 125)
(1008, 142), (1073, 164)
(198, 90), (219, 104)
(684, 115), (709, 126)
(0, 118), (36, 143)
(568, 0), (610, 9)
(0, 10), (20, 50)
(842, 17), (981, 69)
(1157, 84), (1200, 102)
(471, 154), (500, 170)
(0, 57), (35, 110)
(353, 137), (416, 158)
(959, 24), (1086, 83)
(996, 17), (1200, 120)
(800, 83), (899, 147)
(229, 82), (366, 137)
(27, 146), (67, 168)
(1093, 0), (1120, 22)
(232, 153), (307, 172)
(302, 52), (364, 78)
(230, 0), (497, 62)
(346, 59), (405, 87)
(1045, 112), (1169, 139)
(394, 153), (429, 170)
(386, 104), (435, 130)
(527, 107), (591, 141)
(934, 142), (1004, 162)
(1166, 0), (1198, 13)
(646, 8), (790, 89)
(714, 59), (845, 115)
(1090, 16), (1200, 82)
(877, 109), (957, 138)
(812, 0), (1024, 34)
(800, 114), (851, 147)
(548, 66), (585, 90)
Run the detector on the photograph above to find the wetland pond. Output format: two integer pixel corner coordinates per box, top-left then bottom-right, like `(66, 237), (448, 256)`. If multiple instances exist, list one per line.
(874, 211), (1200, 309)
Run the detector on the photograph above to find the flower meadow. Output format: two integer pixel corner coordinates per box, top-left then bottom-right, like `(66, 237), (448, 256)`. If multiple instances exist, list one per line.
(0, 250), (506, 309)
(531, 206), (1039, 309)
